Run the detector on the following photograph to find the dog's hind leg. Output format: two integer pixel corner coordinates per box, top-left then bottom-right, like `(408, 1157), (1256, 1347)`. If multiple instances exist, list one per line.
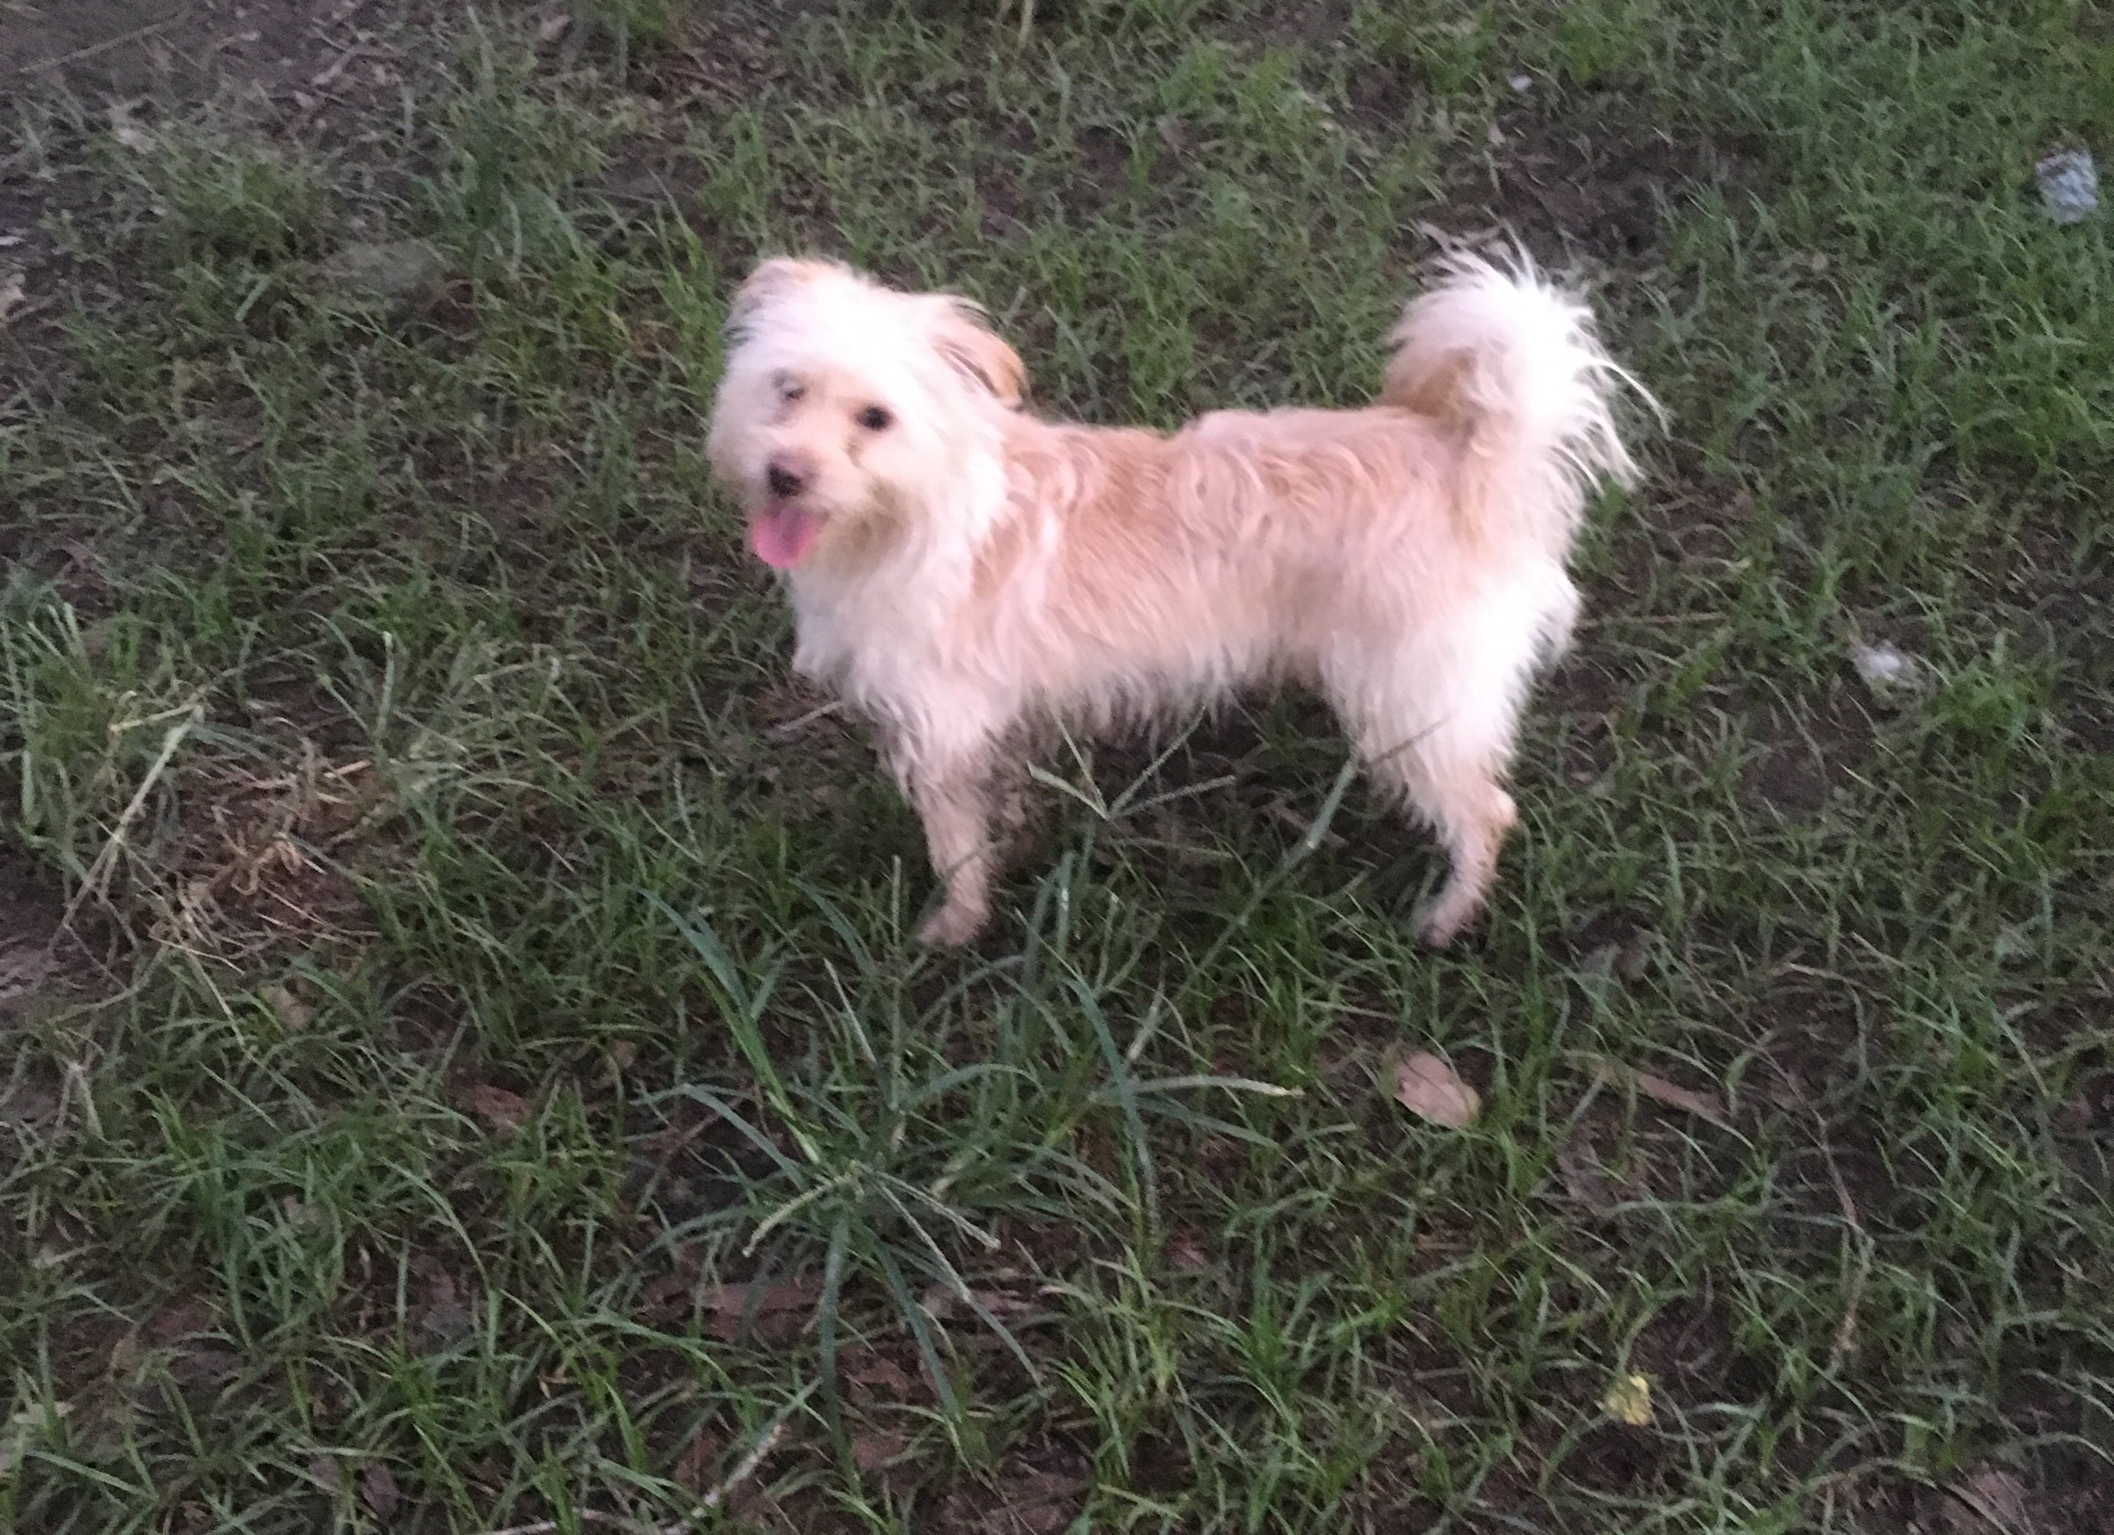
(1401, 760), (1517, 947)
(1322, 602), (1551, 947)
(1341, 707), (1517, 947)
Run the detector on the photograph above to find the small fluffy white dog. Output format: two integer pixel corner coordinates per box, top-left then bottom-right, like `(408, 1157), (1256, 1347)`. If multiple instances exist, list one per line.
(708, 253), (1641, 948)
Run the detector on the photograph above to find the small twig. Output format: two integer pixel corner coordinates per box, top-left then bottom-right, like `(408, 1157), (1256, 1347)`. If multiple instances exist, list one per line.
(1944, 1478), (2032, 1535)
(62, 701), (205, 929)
(57, 1054), (103, 1140)
(0, 294), (55, 328)
(481, 1510), (649, 1535)
(477, 1423), (784, 1535)
(14, 17), (181, 74)
(764, 699), (844, 742)
(1822, 1154), (1874, 1367)
(1779, 1062), (1875, 1369)
(308, 46), (367, 90)
(318, 0), (376, 28)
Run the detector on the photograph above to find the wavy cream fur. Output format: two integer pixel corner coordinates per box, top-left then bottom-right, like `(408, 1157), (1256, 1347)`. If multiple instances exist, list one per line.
(707, 254), (1643, 946)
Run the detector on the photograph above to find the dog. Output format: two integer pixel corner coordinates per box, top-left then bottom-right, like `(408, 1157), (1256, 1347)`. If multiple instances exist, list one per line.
(707, 252), (1643, 948)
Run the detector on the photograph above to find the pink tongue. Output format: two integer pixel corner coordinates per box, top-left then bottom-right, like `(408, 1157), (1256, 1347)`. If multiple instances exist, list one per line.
(748, 502), (824, 569)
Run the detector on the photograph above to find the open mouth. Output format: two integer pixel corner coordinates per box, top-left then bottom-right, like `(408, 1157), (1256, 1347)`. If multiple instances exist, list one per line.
(747, 499), (826, 569)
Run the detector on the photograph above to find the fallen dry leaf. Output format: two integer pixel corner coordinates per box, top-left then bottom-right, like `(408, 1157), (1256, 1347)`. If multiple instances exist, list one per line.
(1556, 1130), (1616, 1211)
(921, 1281), (1050, 1324)
(697, 1276), (821, 1342)
(167, 1338), (244, 1390)
(1601, 1372), (1653, 1426)
(1168, 1230), (1211, 1273)
(672, 1426), (727, 1493)
(698, 1278), (820, 1315)
(1764, 1060), (1811, 1112)
(937, 1452), (1089, 1535)
(853, 1428), (910, 1474)
(1391, 1050), (1480, 1129)
(413, 1262), (471, 1345)
(1633, 1069), (1726, 1123)
(638, 1102), (712, 1164)
(843, 1347), (920, 1399)
(143, 1297), (216, 1345)
(1595, 1060), (1727, 1125)
(639, 1270), (694, 1322)
(358, 1462), (400, 1521)
(308, 1455), (342, 1493)
(1944, 1465), (2032, 1535)
(458, 1081), (531, 1134)
(262, 983), (312, 1031)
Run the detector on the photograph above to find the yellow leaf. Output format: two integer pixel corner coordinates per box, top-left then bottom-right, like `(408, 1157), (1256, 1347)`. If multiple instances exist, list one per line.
(1602, 1373), (1653, 1426)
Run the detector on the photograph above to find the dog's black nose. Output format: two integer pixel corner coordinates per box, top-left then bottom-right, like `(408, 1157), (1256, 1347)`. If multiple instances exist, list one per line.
(766, 461), (807, 499)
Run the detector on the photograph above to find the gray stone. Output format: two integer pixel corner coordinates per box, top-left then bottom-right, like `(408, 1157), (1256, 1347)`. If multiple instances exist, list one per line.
(315, 238), (449, 313)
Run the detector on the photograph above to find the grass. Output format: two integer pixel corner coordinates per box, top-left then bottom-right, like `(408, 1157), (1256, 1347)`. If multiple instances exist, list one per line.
(2, 0), (2112, 1529)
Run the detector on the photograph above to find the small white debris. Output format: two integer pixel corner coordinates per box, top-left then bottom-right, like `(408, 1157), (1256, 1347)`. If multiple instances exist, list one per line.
(1851, 642), (1910, 688)
(107, 101), (155, 154)
(1851, 640), (1929, 707)
(1507, 73), (1533, 93)
(2036, 148), (2099, 225)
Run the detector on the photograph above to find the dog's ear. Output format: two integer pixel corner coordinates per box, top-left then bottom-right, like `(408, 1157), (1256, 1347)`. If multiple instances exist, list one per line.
(725, 257), (844, 336)
(934, 300), (1029, 409)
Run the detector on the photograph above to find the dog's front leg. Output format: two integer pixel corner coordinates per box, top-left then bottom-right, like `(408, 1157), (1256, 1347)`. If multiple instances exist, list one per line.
(907, 759), (998, 947)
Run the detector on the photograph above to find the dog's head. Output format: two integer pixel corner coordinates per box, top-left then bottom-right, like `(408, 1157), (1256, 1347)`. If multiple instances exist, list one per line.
(706, 258), (1027, 573)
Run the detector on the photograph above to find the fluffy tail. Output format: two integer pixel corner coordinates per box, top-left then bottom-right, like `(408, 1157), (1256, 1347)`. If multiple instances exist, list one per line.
(1381, 251), (1648, 556)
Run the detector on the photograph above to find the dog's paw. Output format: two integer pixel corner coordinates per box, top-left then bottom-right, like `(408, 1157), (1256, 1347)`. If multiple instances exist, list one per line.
(1414, 895), (1481, 949)
(916, 901), (988, 948)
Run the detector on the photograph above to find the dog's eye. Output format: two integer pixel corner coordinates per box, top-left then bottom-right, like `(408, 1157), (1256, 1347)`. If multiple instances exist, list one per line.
(778, 378), (805, 403)
(856, 405), (893, 432)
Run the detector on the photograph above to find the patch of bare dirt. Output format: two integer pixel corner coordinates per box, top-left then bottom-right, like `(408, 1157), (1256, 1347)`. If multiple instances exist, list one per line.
(136, 742), (378, 962)
(0, 842), (85, 1144)
(2029, 547), (2114, 754)
(1630, 1294), (1769, 1409)
(0, 0), (453, 261)
(1542, 653), (1633, 792)
(0, 0), (194, 95)
(1, 0), (422, 105)
(1747, 967), (1875, 1102)
(0, 842), (69, 1026)
(1253, 0), (1358, 49)
(1743, 692), (1876, 822)
(934, 1438), (1092, 1535)
(0, 0), (454, 572)
(1877, 1466), (2114, 1535)
(1445, 97), (1768, 271)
